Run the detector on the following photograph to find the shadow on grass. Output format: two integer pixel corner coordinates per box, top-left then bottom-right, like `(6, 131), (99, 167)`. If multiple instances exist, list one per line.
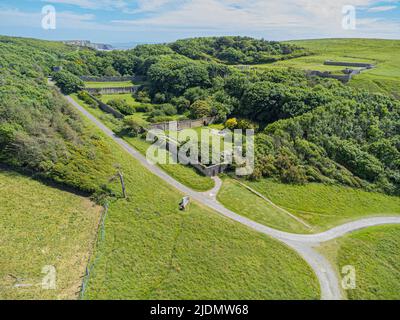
(0, 163), (92, 198)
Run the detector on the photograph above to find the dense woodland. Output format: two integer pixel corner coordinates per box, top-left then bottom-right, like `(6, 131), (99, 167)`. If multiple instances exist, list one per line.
(0, 36), (117, 196)
(0, 35), (399, 196)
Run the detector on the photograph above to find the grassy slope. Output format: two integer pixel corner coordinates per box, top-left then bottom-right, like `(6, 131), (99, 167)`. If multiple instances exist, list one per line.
(218, 178), (400, 233)
(70, 94), (215, 192)
(320, 225), (400, 300)
(262, 39), (400, 98)
(0, 170), (101, 300)
(217, 178), (311, 234)
(100, 93), (142, 107)
(72, 111), (320, 300)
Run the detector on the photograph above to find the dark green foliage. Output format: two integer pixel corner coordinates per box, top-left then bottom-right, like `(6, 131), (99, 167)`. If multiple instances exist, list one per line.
(147, 55), (212, 96)
(0, 36), (116, 194)
(169, 36), (308, 64)
(107, 98), (136, 115)
(190, 100), (212, 118)
(53, 71), (84, 94)
(78, 91), (97, 108)
(147, 103), (178, 123)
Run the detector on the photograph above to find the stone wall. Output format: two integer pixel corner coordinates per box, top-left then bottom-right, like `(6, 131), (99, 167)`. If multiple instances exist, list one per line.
(307, 64), (371, 83)
(87, 93), (124, 119)
(149, 117), (216, 131)
(80, 76), (134, 82)
(307, 70), (351, 83)
(86, 86), (141, 95)
(80, 75), (145, 82)
(324, 61), (374, 69)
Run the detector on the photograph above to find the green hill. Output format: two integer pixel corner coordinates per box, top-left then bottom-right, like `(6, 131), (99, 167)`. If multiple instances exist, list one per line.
(275, 38), (400, 98)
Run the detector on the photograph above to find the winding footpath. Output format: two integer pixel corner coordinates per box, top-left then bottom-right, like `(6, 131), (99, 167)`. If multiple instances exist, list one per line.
(66, 95), (400, 300)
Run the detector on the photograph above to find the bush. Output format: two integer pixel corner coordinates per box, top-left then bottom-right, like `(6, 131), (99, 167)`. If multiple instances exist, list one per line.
(136, 103), (154, 113)
(135, 90), (152, 103)
(108, 99), (136, 115)
(160, 103), (177, 116)
(189, 100), (211, 119)
(78, 91), (97, 108)
(123, 116), (145, 136)
(225, 118), (238, 130)
(53, 71), (84, 94)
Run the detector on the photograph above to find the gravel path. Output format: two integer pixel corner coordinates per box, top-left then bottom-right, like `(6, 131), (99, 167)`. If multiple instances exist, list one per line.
(67, 95), (400, 300)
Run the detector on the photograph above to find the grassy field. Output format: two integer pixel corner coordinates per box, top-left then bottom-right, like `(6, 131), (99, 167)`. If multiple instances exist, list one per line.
(67, 115), (320, 300)
(254, 39), (400, 98)
(320, 225), (400, 300)
(0, 169), (101, 300)
(85, 81), (134, 88)
(71, 94), (215, 192)
(100, 93), (141, 107)
(217, 178), (311, 234)
(219, 178), (400, 233)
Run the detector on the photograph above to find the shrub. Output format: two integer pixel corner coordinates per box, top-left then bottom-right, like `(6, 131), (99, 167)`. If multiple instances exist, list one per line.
(189, 100), (211, 119)
(53, 71), (84, 94)
(123, 116), (145, 136)
(108, 99), (136, 115)
(78, 91), (97, 108)
(225, 118), (238, 130)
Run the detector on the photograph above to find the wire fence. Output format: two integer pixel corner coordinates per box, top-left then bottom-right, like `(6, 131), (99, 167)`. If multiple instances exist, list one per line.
(79, 202), (109, 300)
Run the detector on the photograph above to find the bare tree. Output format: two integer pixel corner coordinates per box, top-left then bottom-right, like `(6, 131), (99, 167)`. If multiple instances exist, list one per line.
(110, 164), (127, 199)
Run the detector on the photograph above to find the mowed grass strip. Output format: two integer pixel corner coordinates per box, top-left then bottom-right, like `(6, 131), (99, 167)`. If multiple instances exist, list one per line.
(74, 117), (320, 300)
(0, 169), (102, 300)
(100, 93), (142, 107)
(321, 225), (400, 300)
(85, 81), (134, 88)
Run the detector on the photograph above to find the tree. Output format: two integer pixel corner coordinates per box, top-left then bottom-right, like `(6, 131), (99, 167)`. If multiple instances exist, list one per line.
(189, 100), (212, 119)
(123, 116), (144, 136)
(53, 71), (84, 94)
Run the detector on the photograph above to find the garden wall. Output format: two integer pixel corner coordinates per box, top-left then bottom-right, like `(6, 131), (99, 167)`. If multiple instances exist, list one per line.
(86, 92), (124, 119)
(324, 61), (374, 69)
(86, 86), (141, 95)
(149, 117), (216, 131)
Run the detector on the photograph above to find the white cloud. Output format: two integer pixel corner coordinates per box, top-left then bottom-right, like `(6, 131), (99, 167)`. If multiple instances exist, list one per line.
(109, 0), (399, 39)
(127, 0), (177, 13)
(41, 0), (128, 10)
(368, 5), (397, 12)
(1, 0), (399, 40)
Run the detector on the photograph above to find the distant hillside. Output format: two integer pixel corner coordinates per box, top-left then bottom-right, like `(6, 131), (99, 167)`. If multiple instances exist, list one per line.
(168, 36), (310, 64)
(264, 38), (400, 99)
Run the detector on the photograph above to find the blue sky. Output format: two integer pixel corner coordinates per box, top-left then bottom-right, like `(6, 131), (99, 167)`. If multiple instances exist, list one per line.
(0, 0), (399, 45)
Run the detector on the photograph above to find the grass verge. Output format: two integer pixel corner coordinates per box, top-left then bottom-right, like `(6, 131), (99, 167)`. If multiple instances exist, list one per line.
(319, 225), (400, 300)
(218, 177), (400, 233)
(0, 169), (102, 299)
